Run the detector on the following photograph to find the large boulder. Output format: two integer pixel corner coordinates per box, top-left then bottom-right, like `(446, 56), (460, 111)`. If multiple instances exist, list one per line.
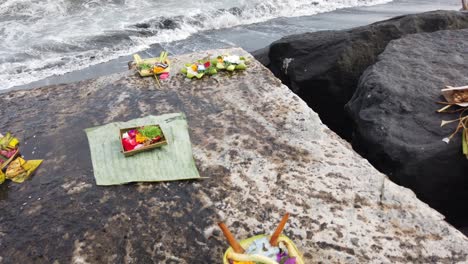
(346, 29), (468, 229)
(1, 48), (467, 262)
(257, 10), (468, 139)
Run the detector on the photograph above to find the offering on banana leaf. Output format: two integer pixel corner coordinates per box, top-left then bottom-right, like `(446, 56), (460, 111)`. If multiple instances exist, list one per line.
(134, 51), (170, 79)
(120, 125), (167, 157)
(181, 54), (248, 79)
(0, 133), (43, 184)
(219, 213), (304, 264)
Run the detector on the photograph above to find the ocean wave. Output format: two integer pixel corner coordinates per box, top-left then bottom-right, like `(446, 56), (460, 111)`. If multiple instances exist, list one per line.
(0, 0), (392, 90)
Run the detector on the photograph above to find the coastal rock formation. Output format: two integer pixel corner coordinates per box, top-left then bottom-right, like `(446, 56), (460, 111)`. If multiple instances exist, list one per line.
(256, 10), (468, 139)
(0, 48), (467, 263)
(346, 29), (468, 230)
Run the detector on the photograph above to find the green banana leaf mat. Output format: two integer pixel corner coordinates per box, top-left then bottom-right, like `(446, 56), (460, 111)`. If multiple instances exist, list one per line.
(85, 113), (200, 185)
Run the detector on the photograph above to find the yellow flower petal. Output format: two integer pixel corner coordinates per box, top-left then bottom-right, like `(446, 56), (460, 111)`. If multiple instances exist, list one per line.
(135, 133), (148, 144)
(8, 137), (19, 148)
(0, 170), (5, 184)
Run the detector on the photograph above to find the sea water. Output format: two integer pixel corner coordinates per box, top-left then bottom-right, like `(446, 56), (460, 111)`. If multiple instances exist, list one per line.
(0, 0), (393, 90)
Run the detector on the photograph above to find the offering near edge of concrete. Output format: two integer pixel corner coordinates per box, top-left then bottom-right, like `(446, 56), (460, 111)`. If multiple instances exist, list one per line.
(219, 214), (304, 264)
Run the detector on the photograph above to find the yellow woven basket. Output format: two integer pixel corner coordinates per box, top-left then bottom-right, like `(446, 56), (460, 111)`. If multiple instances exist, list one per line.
(133, 54), (171, 77)
(223, 234), (304, 264)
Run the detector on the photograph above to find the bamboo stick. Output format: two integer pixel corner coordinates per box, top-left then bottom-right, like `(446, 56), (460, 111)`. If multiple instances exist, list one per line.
(270, 213), (290, 246)
(218, 222), (245, 253)
(153, 73), (161, 89)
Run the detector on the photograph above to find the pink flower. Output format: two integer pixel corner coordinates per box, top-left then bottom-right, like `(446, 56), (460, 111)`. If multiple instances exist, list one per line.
(128, 130), (137, 138)
(277, 252), (296, 264)
(159, 72), (170, 80)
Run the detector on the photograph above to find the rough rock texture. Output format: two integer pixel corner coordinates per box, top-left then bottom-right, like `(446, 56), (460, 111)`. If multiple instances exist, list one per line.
(256, 10), (468, 139)
(346, 29), (468, 231)
(0, 48), (467, 263)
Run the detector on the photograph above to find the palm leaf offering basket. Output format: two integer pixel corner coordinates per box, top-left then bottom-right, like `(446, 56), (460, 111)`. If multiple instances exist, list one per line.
(133, 52), (170, 77)
(119, 125), (167, 157)
(219, 213), (304, 264)
(441, 85), (468, 107)
(223, 234), (305, 264)
(438, 85), (468, 158)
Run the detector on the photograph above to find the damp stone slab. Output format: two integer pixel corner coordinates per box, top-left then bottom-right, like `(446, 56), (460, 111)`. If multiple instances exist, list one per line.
(0, 48), (467, 263)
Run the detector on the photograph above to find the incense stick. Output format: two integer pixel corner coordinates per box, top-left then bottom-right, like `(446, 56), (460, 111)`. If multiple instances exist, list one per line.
(218, 222), (245, 253)
(270, 213), (290, 246)
(153, 73), (161, 89)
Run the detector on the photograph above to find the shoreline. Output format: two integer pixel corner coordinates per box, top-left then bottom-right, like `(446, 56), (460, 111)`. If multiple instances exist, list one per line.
(2, 0), (459, 94)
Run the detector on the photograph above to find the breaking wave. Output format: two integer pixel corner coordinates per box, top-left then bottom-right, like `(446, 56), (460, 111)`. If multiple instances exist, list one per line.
(0, 0), (392, 90)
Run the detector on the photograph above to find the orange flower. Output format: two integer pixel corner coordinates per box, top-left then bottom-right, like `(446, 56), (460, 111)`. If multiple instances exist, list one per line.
(191, 64), (198, 72)
(153, 66), (165, 74)
(135, 133), (148, 144)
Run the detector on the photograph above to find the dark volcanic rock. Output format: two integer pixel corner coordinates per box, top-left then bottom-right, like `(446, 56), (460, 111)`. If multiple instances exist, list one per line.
(346, 29), (468, 229)
(258, 10), (468, 139)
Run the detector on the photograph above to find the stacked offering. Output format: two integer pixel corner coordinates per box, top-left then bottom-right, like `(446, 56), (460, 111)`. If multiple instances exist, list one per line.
(219, 213), (304, 264)
(0, 133), (43, 184)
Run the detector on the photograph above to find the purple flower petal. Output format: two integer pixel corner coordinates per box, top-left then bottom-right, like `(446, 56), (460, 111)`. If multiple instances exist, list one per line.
(277, 252), (287, 262)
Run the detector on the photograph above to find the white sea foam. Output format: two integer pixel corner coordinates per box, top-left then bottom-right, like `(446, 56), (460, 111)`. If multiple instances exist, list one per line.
(0, 0), (392, 90)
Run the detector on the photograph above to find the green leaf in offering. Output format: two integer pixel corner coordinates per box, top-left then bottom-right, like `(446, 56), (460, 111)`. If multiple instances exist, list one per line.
(216, 62), (225, 70)
(137, 125), (162, 139)
(226, 65), (236, 71)
(207, 68), (217, 75)
(138, 63), (152, 70)
(235, 63), (247, 70)
(463, 128), (468, 158)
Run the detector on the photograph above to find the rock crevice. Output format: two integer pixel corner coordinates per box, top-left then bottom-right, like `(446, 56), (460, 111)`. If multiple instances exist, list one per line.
(256, 10), (468, 139)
